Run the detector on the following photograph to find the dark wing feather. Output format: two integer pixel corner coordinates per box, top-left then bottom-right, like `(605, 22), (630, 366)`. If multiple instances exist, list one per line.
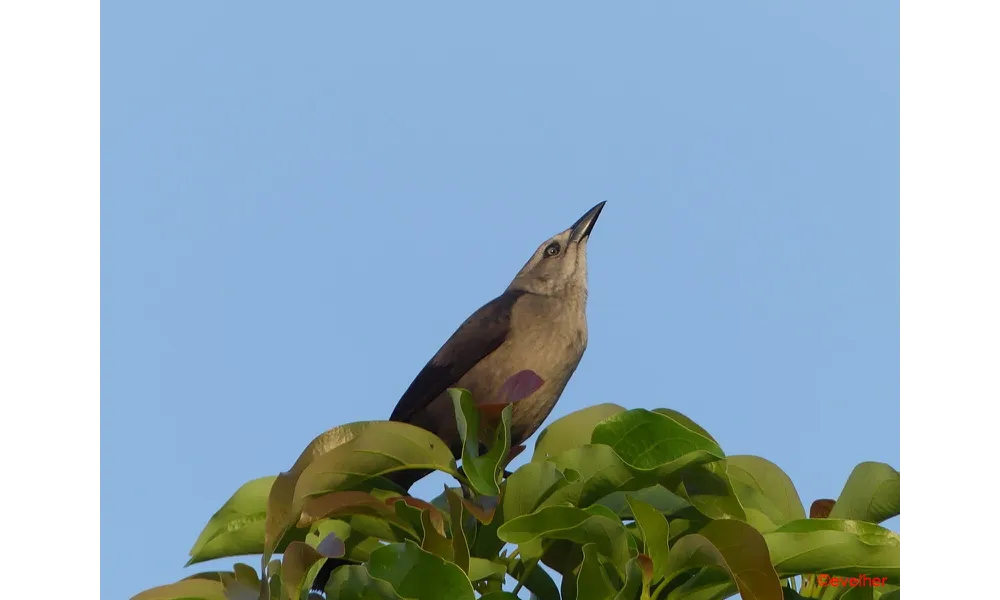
(390, 290), (524, 423)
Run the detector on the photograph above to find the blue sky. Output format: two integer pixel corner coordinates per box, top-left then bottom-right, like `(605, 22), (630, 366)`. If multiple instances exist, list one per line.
(102, 2), (899, 598)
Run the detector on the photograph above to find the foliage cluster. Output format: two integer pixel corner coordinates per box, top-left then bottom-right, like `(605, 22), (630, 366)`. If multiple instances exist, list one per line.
(133, 377), (900, 600)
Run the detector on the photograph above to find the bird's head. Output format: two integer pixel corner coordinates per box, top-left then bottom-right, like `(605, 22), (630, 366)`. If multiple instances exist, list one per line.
(508, 201), (606, 297)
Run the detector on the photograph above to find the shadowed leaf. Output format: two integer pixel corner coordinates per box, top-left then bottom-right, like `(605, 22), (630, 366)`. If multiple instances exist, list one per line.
(324, 565), (404, 599)
(365, 540), (476, 600)
(445, 489), (471, 573)
(299, 491), (404, 527)
(419, 508), (453, 560)
(613, 556), (645, 600)
(281, 541), (325, 600)
(665, 519), (783, 600)
(576, 543), (617, 600)
(509, 559), (560, 600)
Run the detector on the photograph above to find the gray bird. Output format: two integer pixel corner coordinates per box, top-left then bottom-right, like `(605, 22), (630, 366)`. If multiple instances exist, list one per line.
(311, 202), (605, 594)
(386, 201), (606, 491)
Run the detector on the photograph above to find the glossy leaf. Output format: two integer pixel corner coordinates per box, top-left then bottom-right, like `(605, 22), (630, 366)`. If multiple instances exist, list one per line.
(651, 409), (719, 443)
(665, 519), (783, 600)
(591, 409), (725, 470)
(533, 403), (626, 461)
(828, 462), (900, 524)
(764, 519), (900, 581)
(365, 540), (476, 600)
(626, 496), (670, 583)
(727, 455), (806, 531)
(325, 565), (404, 599)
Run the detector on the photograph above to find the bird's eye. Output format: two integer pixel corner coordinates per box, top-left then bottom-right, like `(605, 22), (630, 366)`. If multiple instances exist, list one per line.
(544, 242), (561, 257)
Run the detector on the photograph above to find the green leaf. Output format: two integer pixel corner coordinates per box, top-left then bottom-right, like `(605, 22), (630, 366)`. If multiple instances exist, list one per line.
(295, 422), (461, 500)
(613, 556), (645, 600)
(727, 455), (806, 531)
(365, 540), (476, 600)
(625, 496), (669, 583)
(325, 565), (404, 599)
(281, 540), (326, 600)
(668, 460), (748, 521)
(591, 409), (725, 470)
(764, 519), (900, 581)
(540, 444), (650, 509)
(468, 557), (507, 582)
(498, 505), (630, 571)
(299, 491), (416, 540)
(502, 460), (570, 520)
(665, 519), (783, 600)
(828, 462), (900, 524)
(445, 488), (471, 574)
(597, 485), (690, 519)
(479, 594), (522, 600)
(130, 578), (228, 600)
(419, 507), (453, 560)
(450, 388), (510, 496)
(264, 421), (459, 566)
(576, 543), (617, 600)
(651, 409), (719, 443)
(187, 476), (304, 565)
(533, 403), (626, 461)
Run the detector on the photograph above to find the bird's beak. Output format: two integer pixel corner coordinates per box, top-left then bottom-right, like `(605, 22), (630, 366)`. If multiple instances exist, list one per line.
(569, 201), (606, 243)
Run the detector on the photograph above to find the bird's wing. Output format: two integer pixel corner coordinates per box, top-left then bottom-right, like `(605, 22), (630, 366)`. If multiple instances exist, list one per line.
(390, 290), (525, 423)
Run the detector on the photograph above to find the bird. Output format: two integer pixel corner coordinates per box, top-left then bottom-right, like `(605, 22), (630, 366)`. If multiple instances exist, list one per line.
(310, 202), (605, 594)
